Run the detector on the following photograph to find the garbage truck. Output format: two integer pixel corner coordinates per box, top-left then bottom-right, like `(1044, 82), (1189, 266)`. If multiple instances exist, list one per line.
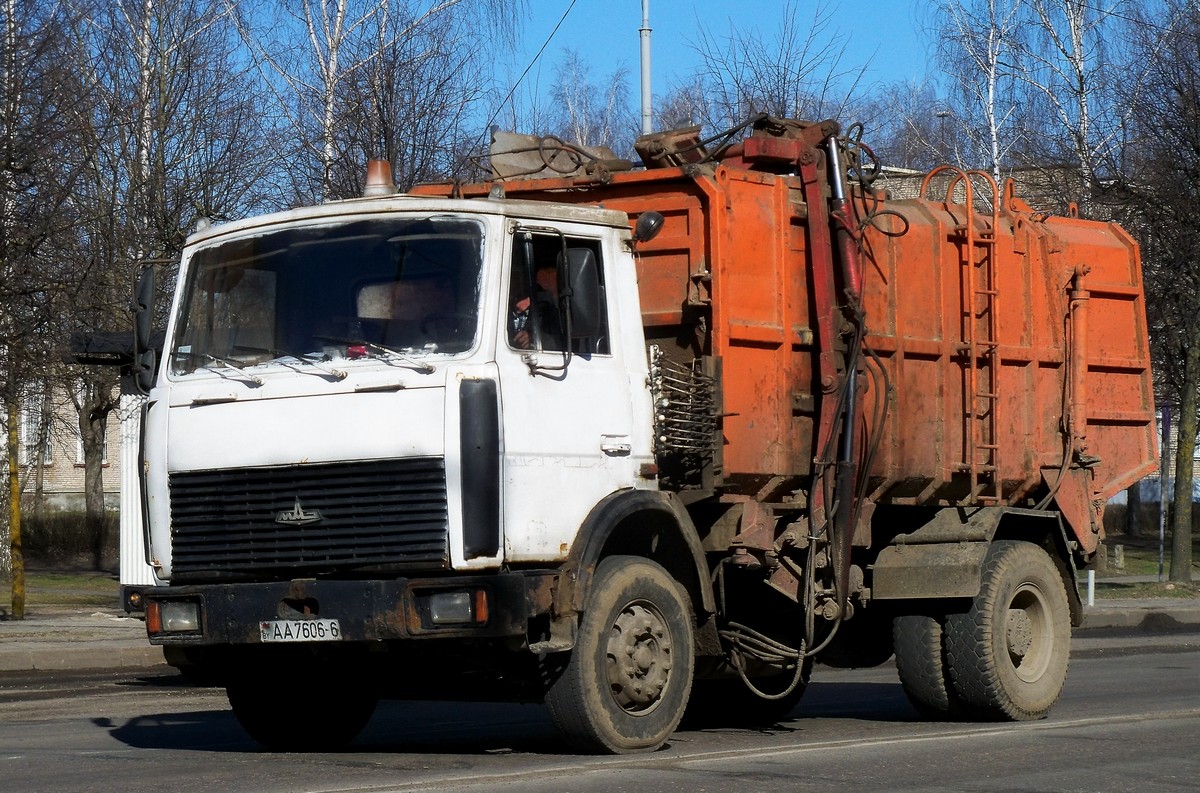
(133, 116), (1157, 753)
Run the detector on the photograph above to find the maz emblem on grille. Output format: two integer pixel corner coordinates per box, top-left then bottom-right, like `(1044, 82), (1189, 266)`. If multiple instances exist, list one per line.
(275, 497), (324, 526)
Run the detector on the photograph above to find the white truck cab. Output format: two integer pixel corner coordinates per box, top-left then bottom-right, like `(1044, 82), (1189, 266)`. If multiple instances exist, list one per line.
(144, 196), (655, 580)
(137, 194), (703, 753)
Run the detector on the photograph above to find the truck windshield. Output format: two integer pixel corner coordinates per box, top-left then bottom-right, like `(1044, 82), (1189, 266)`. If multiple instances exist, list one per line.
(170, 216), (485, 376)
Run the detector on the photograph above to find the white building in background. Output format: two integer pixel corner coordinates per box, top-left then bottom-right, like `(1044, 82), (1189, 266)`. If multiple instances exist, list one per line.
(4, 383), (122, 513)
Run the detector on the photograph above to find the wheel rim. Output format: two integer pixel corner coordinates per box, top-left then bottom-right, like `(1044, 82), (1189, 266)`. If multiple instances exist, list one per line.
(605, 599), (674, 715)
(1005, 582), (1053, 683)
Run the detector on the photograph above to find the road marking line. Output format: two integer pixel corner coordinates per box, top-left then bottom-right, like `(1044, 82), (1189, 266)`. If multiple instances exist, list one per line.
(308, 708), (1200, 793)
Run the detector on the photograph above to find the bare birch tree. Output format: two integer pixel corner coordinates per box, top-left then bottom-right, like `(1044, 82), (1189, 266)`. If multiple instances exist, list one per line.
(233, 0), (518, 203)
(654, 75), (708, 132)
(1016, 0), (1135, 210)
(548, 49), (636, 154)
(688, 0), (869, 132)
(0, 0), (87, 614)
(863, 79), (955, 171)
(63, 0), (274, 567)
(934, 0), (1024, 182)
(337, 2), (496, 190)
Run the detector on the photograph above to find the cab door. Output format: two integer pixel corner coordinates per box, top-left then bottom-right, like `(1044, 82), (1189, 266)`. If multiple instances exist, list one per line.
(495, 225), (641, 563)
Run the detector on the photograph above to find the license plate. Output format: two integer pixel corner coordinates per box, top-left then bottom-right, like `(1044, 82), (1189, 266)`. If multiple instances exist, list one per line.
(259, 618), (342, 643)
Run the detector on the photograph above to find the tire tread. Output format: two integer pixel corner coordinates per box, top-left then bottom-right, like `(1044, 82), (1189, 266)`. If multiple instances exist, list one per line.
(944, 540), (1070, 721)
(893, 613), (971, 719)
(544, 555), (694, 753)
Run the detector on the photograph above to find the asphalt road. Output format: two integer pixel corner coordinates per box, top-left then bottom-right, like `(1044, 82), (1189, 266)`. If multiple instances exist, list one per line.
(0, 633), (1197, 793)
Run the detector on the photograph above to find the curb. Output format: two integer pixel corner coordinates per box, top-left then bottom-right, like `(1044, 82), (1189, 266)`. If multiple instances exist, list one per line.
(1080, 599), (1200, 632)
(0, 642), (165, 672)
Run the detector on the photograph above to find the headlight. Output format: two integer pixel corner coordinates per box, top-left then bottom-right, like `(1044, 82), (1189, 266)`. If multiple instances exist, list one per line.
(147, 600), (201, 634)
(426, 589), (488, 625)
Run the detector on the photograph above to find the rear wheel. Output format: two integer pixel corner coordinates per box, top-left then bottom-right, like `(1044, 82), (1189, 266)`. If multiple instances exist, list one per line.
(893, 613), (970, 719)
(544, 556), (694, 753)
(227, 671), (377, 751)
(944, 540), (1071, 720)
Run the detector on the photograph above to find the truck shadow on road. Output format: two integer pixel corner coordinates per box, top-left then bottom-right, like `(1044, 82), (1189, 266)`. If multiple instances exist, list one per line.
(96, 679), (918, 755)
(796, 680), (919, 721)
(95, 710), (257, 752)
(97, 700), (570, 755)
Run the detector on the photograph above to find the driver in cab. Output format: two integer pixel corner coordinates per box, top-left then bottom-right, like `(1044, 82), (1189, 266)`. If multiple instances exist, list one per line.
(511, 260), (563, 351)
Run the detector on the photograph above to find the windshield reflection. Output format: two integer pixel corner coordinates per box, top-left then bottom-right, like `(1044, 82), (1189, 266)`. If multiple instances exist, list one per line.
(171, 216), (484, 377)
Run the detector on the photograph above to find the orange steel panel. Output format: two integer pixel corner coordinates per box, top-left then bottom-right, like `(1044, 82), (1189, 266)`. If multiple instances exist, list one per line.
(711, 168), (803, 476)
(853, 191), (1155, 549)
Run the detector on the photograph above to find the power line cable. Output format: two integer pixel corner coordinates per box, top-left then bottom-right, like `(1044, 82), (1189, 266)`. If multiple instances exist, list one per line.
(474, 0), (578, 152)
(1069, 0), (1188, 37)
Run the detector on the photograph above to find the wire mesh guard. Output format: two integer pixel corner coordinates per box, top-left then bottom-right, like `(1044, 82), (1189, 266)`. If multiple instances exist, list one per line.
(649, 345), (719, 489)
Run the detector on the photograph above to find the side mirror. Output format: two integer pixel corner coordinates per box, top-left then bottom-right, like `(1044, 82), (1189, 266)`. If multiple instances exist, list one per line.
(633, 211), (664, 244)
(133, 267), (157, 393)
(562, 248), (602, 340)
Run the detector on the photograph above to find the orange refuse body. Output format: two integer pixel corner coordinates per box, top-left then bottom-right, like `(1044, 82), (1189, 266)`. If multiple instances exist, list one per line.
(415, 125), (1157, 556)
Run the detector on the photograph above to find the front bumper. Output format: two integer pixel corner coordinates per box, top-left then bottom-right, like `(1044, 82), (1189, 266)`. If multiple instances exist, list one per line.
(143, 571), (561, 646)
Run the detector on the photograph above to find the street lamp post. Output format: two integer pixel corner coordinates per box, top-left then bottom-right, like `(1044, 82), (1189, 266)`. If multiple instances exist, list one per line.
(935, 109), (951, 163)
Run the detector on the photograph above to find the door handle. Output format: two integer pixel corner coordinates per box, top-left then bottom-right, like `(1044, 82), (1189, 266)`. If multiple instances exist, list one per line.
(601, 435), (632, 456)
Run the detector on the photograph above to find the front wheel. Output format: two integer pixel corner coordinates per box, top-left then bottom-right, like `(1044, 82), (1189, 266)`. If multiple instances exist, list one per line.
(227, 672), (377, 752)
(944, 540), (1071, 720)
(544, 556), (695, 753)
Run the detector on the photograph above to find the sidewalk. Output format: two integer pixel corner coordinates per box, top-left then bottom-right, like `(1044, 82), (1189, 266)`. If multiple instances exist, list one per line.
(1078, 573), (1200, 631)
(0, 608), (164, 672)
(1, 583), (1198, 673)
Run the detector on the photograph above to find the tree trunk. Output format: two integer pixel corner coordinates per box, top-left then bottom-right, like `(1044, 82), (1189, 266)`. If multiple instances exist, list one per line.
(79, 384), (114, 571)
(6, 396), (24, 620)
(1169, 335), (1199, 582)
(1125, 481), (1142, 538)
(31, 386), (50, 527)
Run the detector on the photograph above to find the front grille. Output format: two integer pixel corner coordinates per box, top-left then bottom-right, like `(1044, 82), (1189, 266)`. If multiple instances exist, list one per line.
(169, 458), (449, 580)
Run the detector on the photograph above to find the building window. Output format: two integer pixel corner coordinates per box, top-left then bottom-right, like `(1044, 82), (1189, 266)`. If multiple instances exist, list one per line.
(75, 429), (109, 466)
(19, 391), (53, 467)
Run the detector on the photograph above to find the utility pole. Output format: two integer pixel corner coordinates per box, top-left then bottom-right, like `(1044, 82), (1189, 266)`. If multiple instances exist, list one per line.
(640, 0), (652, 135)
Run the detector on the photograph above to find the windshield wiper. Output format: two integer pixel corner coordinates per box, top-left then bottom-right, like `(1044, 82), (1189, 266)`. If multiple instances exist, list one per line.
(361, 341), (436, 374)
(201, 344), (350, 381)
(289, 353), (348, 380)
(244, 347), (349, 381)
(188, 352), (265, 385)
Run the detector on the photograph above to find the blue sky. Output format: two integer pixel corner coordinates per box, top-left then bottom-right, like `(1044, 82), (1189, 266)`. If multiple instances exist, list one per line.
(510, 1), (934, 102)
